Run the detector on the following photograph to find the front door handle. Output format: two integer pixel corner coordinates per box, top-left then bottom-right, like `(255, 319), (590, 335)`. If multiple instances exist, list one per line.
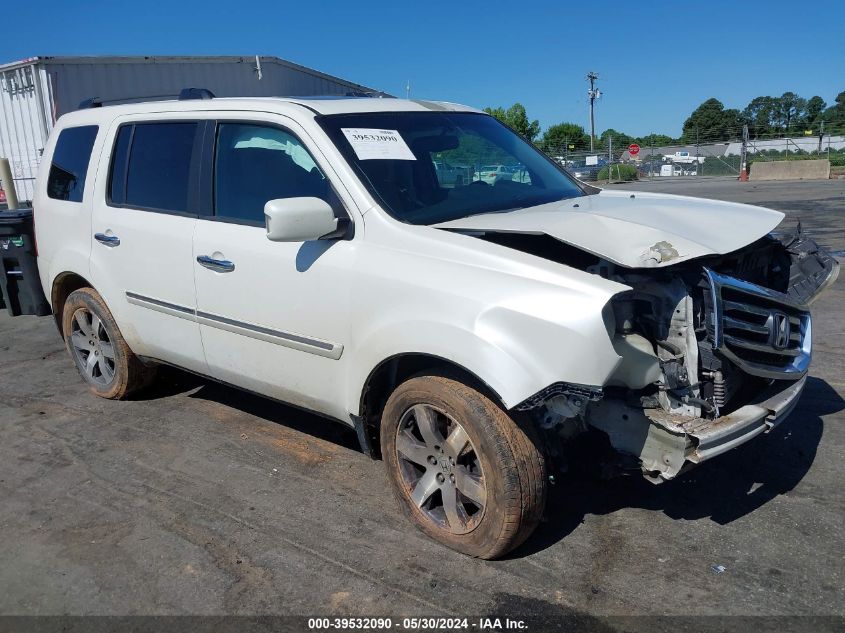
(94, 233), (120, 247)
(197, 255), (235, 273)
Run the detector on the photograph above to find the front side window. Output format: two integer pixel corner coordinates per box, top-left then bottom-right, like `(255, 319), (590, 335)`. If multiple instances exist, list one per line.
(47, 125), (99, 202)
(214, 123), (329, 224)
(109, 122), (197, 213)
(318, 112), (584, 225)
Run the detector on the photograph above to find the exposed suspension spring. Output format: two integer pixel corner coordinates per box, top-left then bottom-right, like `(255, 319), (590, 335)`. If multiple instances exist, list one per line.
(713, 370), (727, 408)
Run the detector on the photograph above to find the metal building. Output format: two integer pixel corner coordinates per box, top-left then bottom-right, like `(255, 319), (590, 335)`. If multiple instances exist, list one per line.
(0, 55), (383, 201)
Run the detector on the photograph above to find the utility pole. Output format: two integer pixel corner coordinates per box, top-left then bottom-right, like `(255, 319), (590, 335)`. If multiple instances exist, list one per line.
(695, 128), (700, 177)
(739, 124), (749, 181)
(818, 120), (825, 155)
(650, 140), (655, 178)
(587, 71), (599, 152)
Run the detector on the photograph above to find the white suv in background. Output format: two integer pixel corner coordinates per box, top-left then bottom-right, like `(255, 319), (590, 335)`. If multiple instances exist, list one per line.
(31, 93), (837, 558)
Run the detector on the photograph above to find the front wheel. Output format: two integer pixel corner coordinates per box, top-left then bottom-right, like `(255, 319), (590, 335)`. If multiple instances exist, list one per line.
(381, 375), (547, 559)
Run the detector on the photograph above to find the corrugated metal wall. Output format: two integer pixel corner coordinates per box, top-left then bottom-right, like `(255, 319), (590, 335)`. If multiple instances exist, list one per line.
(0, 56), (378, 203)
(0, 63), (53, 202)
(43, 56), (376, 116)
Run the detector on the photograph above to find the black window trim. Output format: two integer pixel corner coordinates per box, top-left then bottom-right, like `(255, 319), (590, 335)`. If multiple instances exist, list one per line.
(198, 118), (354, 236)
(47, 124), (100, 204)
(106, 119), (204, 219)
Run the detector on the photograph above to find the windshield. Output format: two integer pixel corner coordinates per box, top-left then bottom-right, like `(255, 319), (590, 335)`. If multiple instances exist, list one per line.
(318, 111), (584, 225)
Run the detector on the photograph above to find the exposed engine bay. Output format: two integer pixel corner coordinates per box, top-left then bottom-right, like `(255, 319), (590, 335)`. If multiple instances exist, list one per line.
(482, 227), (839, 482)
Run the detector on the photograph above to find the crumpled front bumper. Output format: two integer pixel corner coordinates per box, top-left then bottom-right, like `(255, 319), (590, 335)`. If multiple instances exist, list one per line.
(588, 375), (807, 482)
(686, 375), (806, 464)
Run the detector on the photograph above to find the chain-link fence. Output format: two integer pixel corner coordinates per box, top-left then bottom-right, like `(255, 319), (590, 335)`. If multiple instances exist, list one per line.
(538, 134), (845, 182)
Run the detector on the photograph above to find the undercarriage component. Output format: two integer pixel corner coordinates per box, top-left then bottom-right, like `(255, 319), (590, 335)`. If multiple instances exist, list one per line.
(608, 333), (661, 389)
(586, 376), (806, 481)
(712, 371), (726, 409)
(514, 382), (602, 412)
(587, 399), (688, 481)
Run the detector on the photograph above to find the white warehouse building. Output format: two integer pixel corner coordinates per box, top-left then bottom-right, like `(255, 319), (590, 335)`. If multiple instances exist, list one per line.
(0, 55), (384, 201)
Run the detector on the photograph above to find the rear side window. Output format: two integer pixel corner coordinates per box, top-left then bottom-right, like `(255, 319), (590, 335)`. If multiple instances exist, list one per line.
(109, 122), (197, 214)
(47, 125), (98, 202)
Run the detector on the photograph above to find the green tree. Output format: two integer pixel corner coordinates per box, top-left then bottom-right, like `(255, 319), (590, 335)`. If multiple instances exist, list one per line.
(822, 91), (845, 133)
(682, 98), (742, 142)
(483, 103), (541, 141)
(599, 128), (633, 151)
(743, 96), (778, 138)
(805, 96), (827, 127)
(776, 91), (807, 132)
(540, 122), (589, 153)
(635, 133), (676, 147)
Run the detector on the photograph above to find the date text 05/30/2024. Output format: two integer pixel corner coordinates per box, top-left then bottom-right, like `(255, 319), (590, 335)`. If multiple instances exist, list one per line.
(308, 617), (528, 630)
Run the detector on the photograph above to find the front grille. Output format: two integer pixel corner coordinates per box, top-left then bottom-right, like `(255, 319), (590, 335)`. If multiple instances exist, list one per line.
(705, 269), (811, 380)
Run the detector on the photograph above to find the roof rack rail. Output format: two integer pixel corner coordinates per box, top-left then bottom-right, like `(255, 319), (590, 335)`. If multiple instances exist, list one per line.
(78, 97), (103, 109)
(179, 88), (215, 100)
(75, 88), (216, 110)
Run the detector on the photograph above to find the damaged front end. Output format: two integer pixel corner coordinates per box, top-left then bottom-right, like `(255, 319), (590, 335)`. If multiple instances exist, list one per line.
(520, 229), (838, 482)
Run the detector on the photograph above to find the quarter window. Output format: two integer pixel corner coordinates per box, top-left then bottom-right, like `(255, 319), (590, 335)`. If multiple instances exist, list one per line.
(214, 123), (329, 224)
(108, 125), (132, 205)
(47, 125), (99, 202)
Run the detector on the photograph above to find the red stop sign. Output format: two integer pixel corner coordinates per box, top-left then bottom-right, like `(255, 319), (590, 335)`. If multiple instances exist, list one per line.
(628, 143), (640, 156)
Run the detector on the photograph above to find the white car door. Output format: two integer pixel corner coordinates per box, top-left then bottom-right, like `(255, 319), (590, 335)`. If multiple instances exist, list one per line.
(89, 115), (206, 374)
(192, 116), (357, 418)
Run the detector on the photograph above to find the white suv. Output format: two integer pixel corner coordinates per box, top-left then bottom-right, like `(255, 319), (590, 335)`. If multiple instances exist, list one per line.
(32, 94), (837, 558)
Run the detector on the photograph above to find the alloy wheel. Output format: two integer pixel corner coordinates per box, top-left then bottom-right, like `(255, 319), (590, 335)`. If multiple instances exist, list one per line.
(395, 404), (487, 535)
(69, 307), (116, 386)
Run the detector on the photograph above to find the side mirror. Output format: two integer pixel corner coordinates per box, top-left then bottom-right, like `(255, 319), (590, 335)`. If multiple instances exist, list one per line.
(264, 197), (340, 242)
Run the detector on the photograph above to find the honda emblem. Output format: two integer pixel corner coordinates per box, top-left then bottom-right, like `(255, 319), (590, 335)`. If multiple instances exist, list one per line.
(769, 311), (791, 350)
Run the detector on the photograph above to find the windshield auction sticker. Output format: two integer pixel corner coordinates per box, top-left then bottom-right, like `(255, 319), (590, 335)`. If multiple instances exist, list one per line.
(341, 128), (417, 161)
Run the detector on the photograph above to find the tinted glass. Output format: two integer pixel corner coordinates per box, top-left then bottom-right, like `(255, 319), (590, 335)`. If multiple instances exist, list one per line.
(47, 125), (99, 202)
(125, 122), (196, 213)
(318, 112), (583, 225)
(214, 123), (328, 224)
(108, 125), (132, 204)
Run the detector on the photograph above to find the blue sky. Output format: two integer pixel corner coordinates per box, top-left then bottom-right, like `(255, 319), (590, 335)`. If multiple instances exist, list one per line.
(3, 1), (843, 137)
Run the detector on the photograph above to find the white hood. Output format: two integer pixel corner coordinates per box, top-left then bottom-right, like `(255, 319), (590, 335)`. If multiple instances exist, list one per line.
(433, 189), (784, 268)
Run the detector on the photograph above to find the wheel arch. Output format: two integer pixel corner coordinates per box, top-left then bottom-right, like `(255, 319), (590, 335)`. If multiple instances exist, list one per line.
(51, 271), (95, 333)
(356, 352), (507, 459)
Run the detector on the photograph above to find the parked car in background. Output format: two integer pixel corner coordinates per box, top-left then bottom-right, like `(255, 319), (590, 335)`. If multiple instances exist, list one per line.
(433, 160), (468, 187)
(472, 164), (512, 184)
(22, 94), (838, 561)
(565, 159), (605, 181)
(511, 164), (532, 184)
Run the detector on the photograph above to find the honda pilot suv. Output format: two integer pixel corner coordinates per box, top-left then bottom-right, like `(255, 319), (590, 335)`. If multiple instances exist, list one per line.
(30, 93), (838, 558)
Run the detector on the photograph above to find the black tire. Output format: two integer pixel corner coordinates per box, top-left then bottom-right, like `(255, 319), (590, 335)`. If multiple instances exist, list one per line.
(381, 375), (546, 559)
(62, 288), (156, 399)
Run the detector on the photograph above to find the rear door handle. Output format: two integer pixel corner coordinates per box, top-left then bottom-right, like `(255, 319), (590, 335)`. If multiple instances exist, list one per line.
(197, 255), (235, 273)
(94, 233), (120, 247)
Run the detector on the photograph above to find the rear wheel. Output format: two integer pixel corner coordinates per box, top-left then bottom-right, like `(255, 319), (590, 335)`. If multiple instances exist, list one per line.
(381, 375), (546, 559)
(62, 288), (155, 399)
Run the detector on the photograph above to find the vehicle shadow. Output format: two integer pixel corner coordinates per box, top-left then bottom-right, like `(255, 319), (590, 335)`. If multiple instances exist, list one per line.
(135, 365), (361, 451)
(510, 375), (842, 558)
(134, 366), (841, 559)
